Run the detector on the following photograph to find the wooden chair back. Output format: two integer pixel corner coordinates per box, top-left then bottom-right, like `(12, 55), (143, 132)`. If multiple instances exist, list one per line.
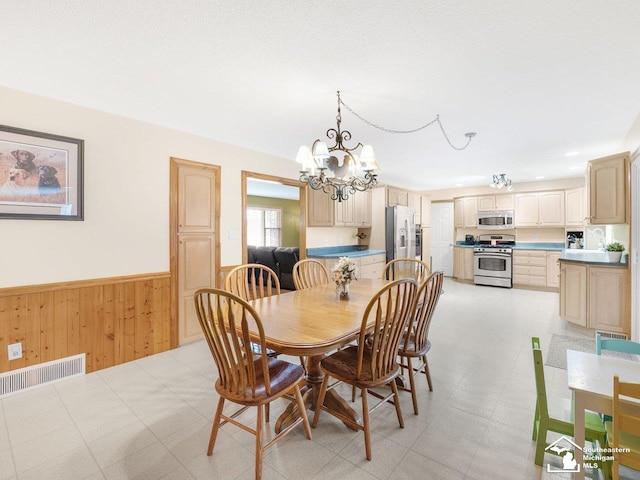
(401, 271), (444, 355)
(356, 278), (418, 382)
(194, 288), (273, 399)
(382, 258), (430, 284)
(531, 337), (550, 423)
(612, 374), (640, 478)
(293, 259), (329, 290)
(597, 334), (640, 356)
(225, 264), (280, 300)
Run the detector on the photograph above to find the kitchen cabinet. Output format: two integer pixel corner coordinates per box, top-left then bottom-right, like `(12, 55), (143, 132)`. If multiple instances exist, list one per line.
(309, 188), (371, 227)
(421, 227), (431, 269)
(307, 187), (335, 226)
(453, 196), (478, 228)
(420, 196), (431, 227)
(559, 261), (629, 334)
(514, 191), (564, 227)
(565, 187), (585, 228)
(453, 246), (474, 281)
(454, 198), (464, 228)
(387, 187), (408, 207)
(587, 152), (628, 224)
(320, 253), (386, 281)
(407, 192), (421, 224)
(546, 252), (561, 288)
(560, 263), (588, 327)
(476, 194), (514, 211)
(513, 250), (547, 287)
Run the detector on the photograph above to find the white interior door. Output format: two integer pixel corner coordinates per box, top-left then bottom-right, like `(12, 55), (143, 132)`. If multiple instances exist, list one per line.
(431, 202), (455, 276)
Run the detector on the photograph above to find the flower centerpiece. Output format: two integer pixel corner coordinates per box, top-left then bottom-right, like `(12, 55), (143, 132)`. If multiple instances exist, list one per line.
(332, 256), (358, 298)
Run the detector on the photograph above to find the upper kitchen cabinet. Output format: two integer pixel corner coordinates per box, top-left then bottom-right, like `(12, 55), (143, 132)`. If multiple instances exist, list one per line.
(454, 197), (478, 228)
(565, 187), (585, 228)
(307, 187), (335, 226)
(407, 192), (421, 224)
(476, 194), (514, 211)
(387, 187), (408, 207)
(587, 152), (629, 225)
(354, 189), (372, 227)
(514, 191), (564, 227)
(420, 196), (431, 227)
(334, 194), (355, 226)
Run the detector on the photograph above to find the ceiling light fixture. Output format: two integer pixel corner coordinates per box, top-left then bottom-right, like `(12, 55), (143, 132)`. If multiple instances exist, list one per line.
(297, 91), (477, 202)
(490, 173), (513, 191)
(296, 91), (379, 202)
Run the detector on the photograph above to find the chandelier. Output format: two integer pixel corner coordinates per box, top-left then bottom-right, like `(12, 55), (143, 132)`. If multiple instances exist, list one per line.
(490, 174), (513, 191)
(296, 91), (378, 203)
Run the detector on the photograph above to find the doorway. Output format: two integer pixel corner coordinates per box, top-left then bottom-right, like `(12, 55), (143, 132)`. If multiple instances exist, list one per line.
(431, 202), (455, 276)
(241, 171), (307, 263)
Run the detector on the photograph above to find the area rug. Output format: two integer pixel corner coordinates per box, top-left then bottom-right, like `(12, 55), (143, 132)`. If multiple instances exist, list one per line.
(545, 334), (637, 369)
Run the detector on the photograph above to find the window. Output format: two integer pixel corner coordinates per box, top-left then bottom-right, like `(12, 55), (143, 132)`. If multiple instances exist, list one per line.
(247, 206), (282, 247)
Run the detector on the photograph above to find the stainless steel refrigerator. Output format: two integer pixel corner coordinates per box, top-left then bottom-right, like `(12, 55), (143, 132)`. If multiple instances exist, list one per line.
(385, 206), (416, 262)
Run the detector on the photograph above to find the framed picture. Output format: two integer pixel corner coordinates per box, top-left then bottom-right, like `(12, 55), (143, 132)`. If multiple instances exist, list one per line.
(0, 124), (84, 220)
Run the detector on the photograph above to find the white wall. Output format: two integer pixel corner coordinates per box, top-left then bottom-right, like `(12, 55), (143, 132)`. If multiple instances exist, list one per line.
(0, 86), (299, 288)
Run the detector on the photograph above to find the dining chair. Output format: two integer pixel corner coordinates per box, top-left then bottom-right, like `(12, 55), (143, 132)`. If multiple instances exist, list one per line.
(381, 258), (430, 283)
(397, 271), (444, 414)
(531, 337), (610, 477)
(194, 288), (312, 480)
(596, 333), (640, 356)
(292, 258), (329, 290)
(312, 278), (419, 461)
(225, 263), (281, 301)
(610, 374), (640, 479)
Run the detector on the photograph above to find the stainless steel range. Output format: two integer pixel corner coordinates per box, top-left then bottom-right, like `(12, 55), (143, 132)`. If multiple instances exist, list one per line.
(473, 234), (515, 288)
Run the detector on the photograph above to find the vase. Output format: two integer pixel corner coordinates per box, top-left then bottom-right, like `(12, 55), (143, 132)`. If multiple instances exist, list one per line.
(337, 282), (350, 299)
(606, 251), (623, 263)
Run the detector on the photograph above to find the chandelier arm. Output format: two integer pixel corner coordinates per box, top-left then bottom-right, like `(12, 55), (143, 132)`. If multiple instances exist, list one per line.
(339, 97), (475, 151)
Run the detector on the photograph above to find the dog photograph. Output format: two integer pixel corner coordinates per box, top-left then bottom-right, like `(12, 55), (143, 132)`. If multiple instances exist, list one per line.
(0, 141), (68, 204)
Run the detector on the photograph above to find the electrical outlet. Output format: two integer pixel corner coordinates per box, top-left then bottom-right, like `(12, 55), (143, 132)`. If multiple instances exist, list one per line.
(8, 342), (22, 361)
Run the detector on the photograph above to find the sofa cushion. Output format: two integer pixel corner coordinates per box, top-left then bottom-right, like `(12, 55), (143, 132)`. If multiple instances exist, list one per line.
(273, 247), (300, 290)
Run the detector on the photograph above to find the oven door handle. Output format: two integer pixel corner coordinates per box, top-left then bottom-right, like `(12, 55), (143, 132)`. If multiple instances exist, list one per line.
(474, 252), (512, 258)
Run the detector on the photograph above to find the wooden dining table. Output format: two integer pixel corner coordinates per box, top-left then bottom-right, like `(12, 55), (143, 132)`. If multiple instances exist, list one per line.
(248, 278), (388, 433)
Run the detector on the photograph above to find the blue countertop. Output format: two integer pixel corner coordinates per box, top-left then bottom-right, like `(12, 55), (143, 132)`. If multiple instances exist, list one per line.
(307, 245), (386, 259)
(454, 241), (565, 250)
(559, 249), (628, 267)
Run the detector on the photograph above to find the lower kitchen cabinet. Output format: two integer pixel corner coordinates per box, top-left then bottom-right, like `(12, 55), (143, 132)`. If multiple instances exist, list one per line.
(559, 261), (629, 334)
(319, 253), (386, 281)
(513, 250), (561, 289)
(453, 247), (474, 281)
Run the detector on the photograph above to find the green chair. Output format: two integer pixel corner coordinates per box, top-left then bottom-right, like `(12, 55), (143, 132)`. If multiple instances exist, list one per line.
(596, 333), (640, 356)
(531, 337), (611, 478)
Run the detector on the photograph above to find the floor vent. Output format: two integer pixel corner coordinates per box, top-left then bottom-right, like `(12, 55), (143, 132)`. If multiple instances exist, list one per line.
(0, 354), (86, 398)
(596, 331), (628, 341)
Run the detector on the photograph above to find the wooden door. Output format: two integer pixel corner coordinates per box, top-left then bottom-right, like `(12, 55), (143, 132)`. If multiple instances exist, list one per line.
(546, 252), (561, 288)
(463, 197), (478, 227)
(354, 189), (372, 227)
(454, 198), (464, 228)
(477, 195), (495, 211)
(171, 158), (220, 346)
(495, 194), (515, 210)
(589, 267), (629, 333)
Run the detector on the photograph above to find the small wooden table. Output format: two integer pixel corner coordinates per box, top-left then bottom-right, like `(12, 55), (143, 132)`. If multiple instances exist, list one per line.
(567, 349), (640, 479)
(249, 278), (387, 433)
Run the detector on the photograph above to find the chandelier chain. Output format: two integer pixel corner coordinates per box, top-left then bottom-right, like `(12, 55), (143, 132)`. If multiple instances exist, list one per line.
(338, 98), (474, 151)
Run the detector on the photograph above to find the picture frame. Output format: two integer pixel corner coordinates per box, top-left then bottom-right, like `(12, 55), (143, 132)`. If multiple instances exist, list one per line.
(0, 124), (84, 220)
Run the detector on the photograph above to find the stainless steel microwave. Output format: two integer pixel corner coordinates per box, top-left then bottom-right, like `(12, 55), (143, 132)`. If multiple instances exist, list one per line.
(477, 210), (515, 230)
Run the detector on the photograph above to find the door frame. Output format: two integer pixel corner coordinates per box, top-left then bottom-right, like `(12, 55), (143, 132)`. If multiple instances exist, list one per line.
(241, 171), (307, 263)
(169, 157), (221, 349)
(631, 148), (639, 341)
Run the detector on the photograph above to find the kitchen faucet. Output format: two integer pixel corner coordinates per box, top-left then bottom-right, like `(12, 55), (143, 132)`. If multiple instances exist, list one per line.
(591, 228), (605, 250)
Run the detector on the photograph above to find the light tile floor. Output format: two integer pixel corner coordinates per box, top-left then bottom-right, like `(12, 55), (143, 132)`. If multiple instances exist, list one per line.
(0, 279), (637, 479)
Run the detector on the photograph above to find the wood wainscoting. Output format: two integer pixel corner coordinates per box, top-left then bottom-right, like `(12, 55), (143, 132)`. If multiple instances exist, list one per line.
(0, 272), (171, 374)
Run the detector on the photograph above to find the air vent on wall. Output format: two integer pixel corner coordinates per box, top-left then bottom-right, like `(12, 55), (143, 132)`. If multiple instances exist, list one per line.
(596, 331), (628, 341)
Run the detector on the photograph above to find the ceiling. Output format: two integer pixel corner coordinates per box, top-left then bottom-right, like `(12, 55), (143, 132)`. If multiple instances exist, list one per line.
(2, 1), (640, 191)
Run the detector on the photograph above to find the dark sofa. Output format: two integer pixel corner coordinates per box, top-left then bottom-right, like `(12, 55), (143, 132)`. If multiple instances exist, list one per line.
(247, 246), (300, 290)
